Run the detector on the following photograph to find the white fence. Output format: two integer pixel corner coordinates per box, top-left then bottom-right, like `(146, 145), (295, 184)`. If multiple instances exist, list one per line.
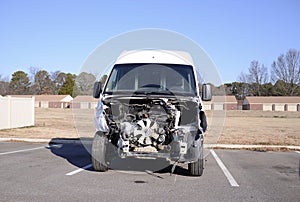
(0, 96), (35, 130)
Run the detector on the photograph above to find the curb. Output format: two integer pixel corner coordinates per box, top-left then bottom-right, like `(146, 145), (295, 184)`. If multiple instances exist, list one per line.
(0, 138), (52, 143)
(50, 139), (93, 145)
(0, 138), (299, 151)
(204, 144), (300, 151)
(0, 138), (91, 145)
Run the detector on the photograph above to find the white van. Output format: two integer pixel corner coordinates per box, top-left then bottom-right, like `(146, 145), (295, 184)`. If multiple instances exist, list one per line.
(92, 50), (211, 176)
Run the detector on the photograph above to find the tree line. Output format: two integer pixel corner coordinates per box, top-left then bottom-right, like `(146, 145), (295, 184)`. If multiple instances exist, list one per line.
(211, 49), (300, 99)
(1, 49), (299, 98)
(0, 67), (103, 96)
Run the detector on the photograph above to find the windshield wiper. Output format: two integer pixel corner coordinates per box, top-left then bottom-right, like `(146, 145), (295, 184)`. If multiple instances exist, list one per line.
(133, 90), (173, 96)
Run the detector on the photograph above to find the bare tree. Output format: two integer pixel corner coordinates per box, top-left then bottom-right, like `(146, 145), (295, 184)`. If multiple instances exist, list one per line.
(50, 70), (60, 81)
(32, 70), (54, 94)
(248, 61), (268, 96)
(238, 71), (250, 83)
(51, 71), (67, 94)
(75, 72), (96, 95)
(29, 66), (40, 83)
(0, 75), (10, 96)
(271, 49), (300, 95)
(233, 72), (250, 99)
(237, 61), (269, 96)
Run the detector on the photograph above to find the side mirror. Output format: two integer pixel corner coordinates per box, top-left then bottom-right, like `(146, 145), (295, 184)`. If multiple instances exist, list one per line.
(201, 84), (212, 101)
(93, 82), (102, 98)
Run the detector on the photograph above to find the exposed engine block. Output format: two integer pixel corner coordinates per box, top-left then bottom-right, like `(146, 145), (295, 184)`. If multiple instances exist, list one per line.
(103, 98), (184, 152)
(100, 96), (200, 154)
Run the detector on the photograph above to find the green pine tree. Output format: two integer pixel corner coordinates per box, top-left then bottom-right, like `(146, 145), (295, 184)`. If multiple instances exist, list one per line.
(58, 73), (75, 96)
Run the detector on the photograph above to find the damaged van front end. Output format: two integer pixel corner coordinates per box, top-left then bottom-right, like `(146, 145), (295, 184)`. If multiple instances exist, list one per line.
(92, 50), (210, 176)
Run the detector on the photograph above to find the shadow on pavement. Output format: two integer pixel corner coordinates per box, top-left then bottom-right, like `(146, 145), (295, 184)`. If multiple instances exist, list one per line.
(48, 138), (192, 176)
(48, 138), (93, 171)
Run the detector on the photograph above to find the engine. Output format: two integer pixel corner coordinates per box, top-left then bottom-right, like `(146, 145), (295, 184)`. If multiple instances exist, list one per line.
(103, 98), (184, 153)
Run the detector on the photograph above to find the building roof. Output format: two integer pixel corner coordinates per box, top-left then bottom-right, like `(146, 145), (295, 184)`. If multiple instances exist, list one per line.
(35, 95), (73, 102)
(73, 95), (97, 102)
(0, 95), (34, 100)
(8, 95), (73, 102)
(7, 95), (33, 98)
(244, 96), (300, 104)
(208, 96), (237, 103)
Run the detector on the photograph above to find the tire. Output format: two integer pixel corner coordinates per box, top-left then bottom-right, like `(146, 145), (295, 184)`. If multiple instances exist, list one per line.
(92, 131), (109, 172)
(188, 144), (204, 176)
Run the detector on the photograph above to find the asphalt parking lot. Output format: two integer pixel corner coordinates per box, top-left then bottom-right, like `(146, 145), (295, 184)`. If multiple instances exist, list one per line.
(0, 142), (299, 202)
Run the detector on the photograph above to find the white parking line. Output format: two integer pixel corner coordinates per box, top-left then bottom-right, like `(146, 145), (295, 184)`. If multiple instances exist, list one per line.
(210, 149), (239, 187)
(0, 146), (45, 156)
(66, 164), (93, 176)
(295, 151), (300, 154)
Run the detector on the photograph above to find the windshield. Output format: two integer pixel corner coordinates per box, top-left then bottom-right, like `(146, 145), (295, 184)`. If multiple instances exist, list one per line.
(104, 63), (197, 96)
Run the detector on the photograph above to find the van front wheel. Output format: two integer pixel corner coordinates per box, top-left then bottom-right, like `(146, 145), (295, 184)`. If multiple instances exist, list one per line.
(188, 145), (204, 176)
(92, 131), (108, 172)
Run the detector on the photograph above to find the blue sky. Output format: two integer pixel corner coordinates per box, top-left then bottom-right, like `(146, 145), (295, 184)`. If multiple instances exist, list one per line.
(0, 0), (299, 83)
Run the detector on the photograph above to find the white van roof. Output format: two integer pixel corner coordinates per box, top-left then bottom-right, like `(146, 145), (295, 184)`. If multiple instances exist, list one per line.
(115, 50), (194, 66)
